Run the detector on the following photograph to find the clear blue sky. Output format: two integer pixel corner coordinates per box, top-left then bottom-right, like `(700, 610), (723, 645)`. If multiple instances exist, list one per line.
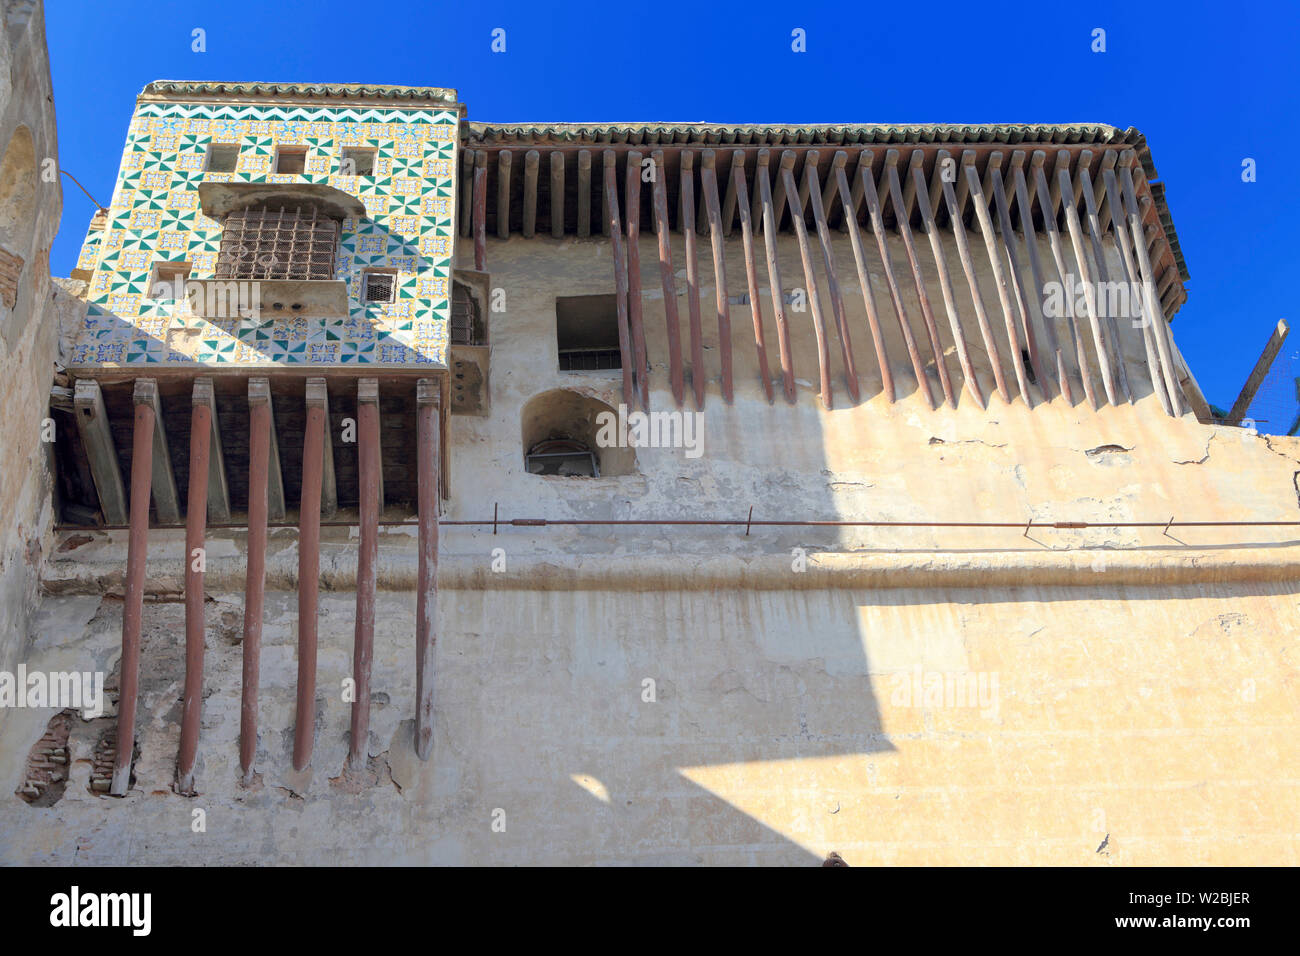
(45, 0), (1299, 407)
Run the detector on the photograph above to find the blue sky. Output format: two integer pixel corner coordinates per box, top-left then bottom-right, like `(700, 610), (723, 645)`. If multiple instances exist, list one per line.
(45, 0), (1299, 407)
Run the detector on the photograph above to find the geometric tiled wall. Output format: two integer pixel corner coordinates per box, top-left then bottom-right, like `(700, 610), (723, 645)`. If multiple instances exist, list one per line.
(70, 91), (458, 368)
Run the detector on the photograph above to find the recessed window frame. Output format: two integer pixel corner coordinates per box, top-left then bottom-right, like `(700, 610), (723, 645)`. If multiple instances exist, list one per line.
(148, 260), (191, 300)
(340, 147), (377, 177)
(205, 143), (240, 173)
(555, 292), (622, 372)
(273, 146), (308, 175)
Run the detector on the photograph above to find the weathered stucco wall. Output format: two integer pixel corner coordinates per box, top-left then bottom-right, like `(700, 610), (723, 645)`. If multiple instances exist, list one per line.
(5, 162), (1299, 865)
(2, 567), (1297, 865)
(0, 0), (61, 677)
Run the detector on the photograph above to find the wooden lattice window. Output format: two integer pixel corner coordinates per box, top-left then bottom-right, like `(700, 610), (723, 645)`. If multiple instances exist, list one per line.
(215, 204), (340, 281)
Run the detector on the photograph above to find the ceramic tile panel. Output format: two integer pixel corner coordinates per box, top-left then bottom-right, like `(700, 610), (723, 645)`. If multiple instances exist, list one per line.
(70, 93), (460, 369)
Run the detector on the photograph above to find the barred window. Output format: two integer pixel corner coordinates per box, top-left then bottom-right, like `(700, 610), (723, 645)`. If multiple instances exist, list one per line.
(362, 270), (395, 303)
(215, 204), (340, 281)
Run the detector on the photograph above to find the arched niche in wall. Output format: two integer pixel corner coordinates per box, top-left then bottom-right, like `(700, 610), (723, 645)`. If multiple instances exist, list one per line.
(521, 389), (636, 478)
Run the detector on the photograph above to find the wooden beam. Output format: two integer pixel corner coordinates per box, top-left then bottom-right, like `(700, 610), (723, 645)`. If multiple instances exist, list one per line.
(1047, 150), (1070, 225)
(112, 379), (156, 796)
(928, 149), (951, 226)
(522, 149), (539, 239)
(241, 377), (272, 784)
(839, 152), (867, 234)
(550, 150), (566, 239)
(177, 378), (212, 794)
(1077, 154), (1135, 403)
(701, 150), (735, 403)
(1119, 157), (1186, 416)
(1033, 151), (1097, 409)
(294, 378), (326, 772)
(732, 151), (774, 403)
(899, 150), (923, 226)
(604, 150), (637, 408)
(861, 153), (934, 408)
(965, 159), (1032, 405)
(886, 151), (953, 407)
(952, 149), (976, 225)
(265, 385), (286, 522)
(131, 376), (180, 524)
(320, 382), (337, 519)
(625, 150), (650, 408)
(651, 150), (684, 406)
(349, 378), (380, 771)
(472, 151), (487, 271)
(73, 379), (127, 525)
(1012, 158), (1072, 404)
(796, 150), (819, 226)
(681, 150), (706, 409)
(807, 158), (860, 403)
(496, 150), (512, 239)
(191, 377), (230, 523)
(1100, 161), (1171, 414)
(1058, 158), (1120, 405)
(989, 156), (1050, 397)
(771, 150), (794, 232)
(912, 157), (984, 408)
(836, 164), (895, 402)
(758, 152), (797, 403)
(415, 380), (440, 761)
(576, 150), (591, 238)
(721, 151), (739, 237)
(458, 149), (473, 239)
(941, 170), (1010, 404)
(822, 151), (847, 227)
(1095, 149), (1119, 239)
(782, 154), (834, 409)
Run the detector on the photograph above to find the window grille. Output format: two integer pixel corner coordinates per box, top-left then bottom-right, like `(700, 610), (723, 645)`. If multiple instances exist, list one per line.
(558, 347), (621, 371)
(215, 204), (339, 281)
(525, 439), (599, 477)
(363, 271), (395, 303)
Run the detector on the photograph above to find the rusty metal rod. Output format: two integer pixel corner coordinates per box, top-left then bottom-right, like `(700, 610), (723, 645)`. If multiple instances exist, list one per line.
(67, 516), (1300, 532)
(177, 391), (211, 794)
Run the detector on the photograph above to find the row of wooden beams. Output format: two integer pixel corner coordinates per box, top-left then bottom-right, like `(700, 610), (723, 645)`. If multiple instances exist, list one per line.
(463, 144), (1185, 283)
(465, 143), (1185, 416)
(886, 151), (953, 408)
(72, 379), (252, 528)
(110, 375), (442, 795)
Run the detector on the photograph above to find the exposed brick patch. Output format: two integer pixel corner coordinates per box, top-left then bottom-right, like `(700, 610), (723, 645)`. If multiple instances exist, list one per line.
(0, 246), (24, 309)
(16, 709), (74, 806)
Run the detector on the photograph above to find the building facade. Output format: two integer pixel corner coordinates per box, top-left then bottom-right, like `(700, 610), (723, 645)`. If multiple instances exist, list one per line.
(1, 65), (1297, 864)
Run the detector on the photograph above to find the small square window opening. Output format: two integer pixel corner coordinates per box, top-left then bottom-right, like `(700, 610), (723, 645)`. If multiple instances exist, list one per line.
(275, 147), (307, 175)
(149, 261), (191, 300)
(206, 144), (239, 173)
(341, 148), (376, 176)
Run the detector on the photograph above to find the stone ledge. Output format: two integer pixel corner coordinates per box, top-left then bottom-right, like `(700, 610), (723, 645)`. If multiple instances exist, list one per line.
(40, 543), (1300, 594)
